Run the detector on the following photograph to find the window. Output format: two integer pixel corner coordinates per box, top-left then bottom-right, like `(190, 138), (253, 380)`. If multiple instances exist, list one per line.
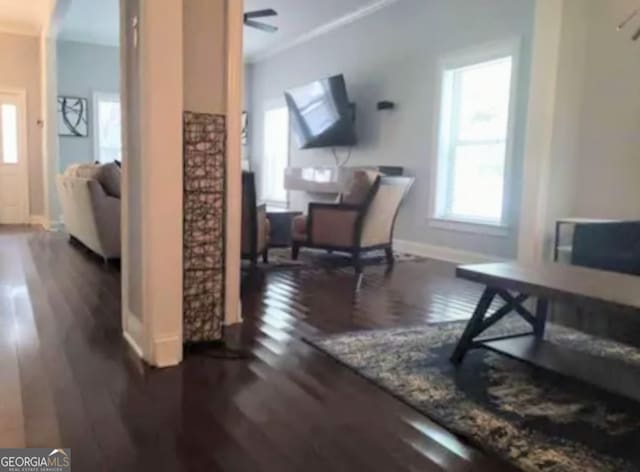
(262, 102), (290, 205)
(94, 92), (122, 164)
(432, 42), (518, 229)
(1, 103), (18, 164)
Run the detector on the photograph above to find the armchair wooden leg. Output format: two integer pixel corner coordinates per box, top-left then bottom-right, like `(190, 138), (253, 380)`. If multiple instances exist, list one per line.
(292, 243), (300, 260)
(262, 249), (269, 264)
(385, 247), (394, 266)
(353, 250), (363, 274)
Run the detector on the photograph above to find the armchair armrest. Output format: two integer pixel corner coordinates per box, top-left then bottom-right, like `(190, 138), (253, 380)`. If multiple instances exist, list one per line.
(307, 203), (361, 248)
(255, 203), (269, 253)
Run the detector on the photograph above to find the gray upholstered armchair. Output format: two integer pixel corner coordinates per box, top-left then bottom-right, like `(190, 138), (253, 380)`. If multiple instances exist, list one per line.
(291, 173), (414, 272)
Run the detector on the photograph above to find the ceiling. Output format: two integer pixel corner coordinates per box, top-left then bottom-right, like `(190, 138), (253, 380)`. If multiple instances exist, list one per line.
(244, 0), (391, 62)
(58, 0), (119, 46)
(54, 0), (395, 58)
(0, 0), (53, 35)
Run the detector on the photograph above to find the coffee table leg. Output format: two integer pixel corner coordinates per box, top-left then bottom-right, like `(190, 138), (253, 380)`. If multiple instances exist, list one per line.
(450, 287), (496, 364)
(534, 298), (549, 339)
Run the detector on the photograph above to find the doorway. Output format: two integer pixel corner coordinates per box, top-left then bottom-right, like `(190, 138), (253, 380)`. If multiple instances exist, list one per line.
(0, 89), (28, 224)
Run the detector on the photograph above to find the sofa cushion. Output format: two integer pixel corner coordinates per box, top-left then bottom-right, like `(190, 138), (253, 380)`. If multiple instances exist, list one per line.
(342, 170), (379, 205)
(64, 162), (121, 199)
(97, 162), (121, 198)
(64, 163), (100, 179)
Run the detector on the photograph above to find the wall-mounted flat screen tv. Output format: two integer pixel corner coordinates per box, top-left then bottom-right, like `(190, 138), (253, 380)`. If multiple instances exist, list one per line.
(284, 74), (357, 149)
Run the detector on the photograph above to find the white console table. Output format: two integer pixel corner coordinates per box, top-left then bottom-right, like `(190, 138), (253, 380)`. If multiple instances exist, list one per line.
(284, 166), (403, 194)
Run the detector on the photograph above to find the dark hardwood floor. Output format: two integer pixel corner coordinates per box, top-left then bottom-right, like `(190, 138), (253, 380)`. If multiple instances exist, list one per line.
(0, 227), (515, 471)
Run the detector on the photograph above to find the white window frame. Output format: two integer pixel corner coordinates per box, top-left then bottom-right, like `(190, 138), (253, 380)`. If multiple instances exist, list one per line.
(261, 98), (290, 207)
(93, 91), (122, 164)
(428, 39), (521, 236)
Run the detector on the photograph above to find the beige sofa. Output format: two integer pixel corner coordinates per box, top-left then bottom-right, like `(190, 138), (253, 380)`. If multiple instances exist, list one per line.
(56, 163), (121, 260)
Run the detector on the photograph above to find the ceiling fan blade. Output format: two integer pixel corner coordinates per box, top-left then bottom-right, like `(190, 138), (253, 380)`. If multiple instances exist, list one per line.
(245, 9), (277, 19)
(244, 19), (278, 33)
(618, 8), (639, 30)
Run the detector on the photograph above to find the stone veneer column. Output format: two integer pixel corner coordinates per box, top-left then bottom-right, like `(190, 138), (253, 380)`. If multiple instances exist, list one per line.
(183, 112), (226, 343)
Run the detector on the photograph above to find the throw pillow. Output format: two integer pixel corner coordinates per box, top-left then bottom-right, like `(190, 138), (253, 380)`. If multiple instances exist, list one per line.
(342, 170), (378, 205)
(96, 162), (121, 199)
(63, 162), (121, 199)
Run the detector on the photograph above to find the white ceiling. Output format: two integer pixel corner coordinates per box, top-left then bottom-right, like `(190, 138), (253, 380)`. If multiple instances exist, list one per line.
(0, 0), (52, 35)
(54, 0), (395, 58)
(244, 0), (392, 62)
(58, 0), (119, 46)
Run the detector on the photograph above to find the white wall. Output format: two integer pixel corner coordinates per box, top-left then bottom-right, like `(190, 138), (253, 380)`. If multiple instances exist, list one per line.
(56, 40), (120, 171)
(249, 0), (535, 258)
(523, 0), (640, 260)
(571, 0), (640, 220)
(0, 32), (44, 216)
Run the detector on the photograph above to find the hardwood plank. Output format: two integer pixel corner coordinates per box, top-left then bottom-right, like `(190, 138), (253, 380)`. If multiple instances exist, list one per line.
(0, 288), (25, 447)
(0, 227), (518, 471)
(0, 235), (62, 448)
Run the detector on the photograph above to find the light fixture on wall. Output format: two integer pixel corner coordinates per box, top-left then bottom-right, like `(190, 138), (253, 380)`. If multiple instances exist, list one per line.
(617, 7), (640, 41)
(377, 100), (396, 111)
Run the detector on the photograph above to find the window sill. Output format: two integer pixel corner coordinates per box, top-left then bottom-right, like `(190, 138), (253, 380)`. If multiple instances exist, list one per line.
(428, 217), (510, 237)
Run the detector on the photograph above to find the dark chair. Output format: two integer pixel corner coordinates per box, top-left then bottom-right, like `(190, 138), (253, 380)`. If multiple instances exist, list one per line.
(242, 171), (270, 265)
(571, 221), (640, 275)
(291, 172), (414, 272)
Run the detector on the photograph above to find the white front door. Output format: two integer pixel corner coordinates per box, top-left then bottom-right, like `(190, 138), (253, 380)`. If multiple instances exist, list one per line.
(0, 91), (28, 224)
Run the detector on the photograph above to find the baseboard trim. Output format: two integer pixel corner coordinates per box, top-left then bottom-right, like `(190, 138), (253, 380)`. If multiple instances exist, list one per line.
(393, 239), (505, 265)
(123, 307), (182, 368)
(123, 311), (145, 359)
(29, 215), (47, 228)
(152, 335), (182, 368)
(123, 330), (144, 359)
(225, 299), (243, 326)
(29, 215), (64, 231)
(47, 220), (64, 231)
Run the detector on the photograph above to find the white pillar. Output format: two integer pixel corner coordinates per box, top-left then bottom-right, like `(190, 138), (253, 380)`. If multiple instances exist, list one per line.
(121, 0), (243, 366)
(517, 0), (565, 263)
(518, 0), (589, 263)
(40, 0), (71, 229)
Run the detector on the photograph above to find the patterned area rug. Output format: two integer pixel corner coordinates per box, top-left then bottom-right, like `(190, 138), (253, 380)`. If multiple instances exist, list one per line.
(243, 247), (423, 271)
(308, 319), (640, 471)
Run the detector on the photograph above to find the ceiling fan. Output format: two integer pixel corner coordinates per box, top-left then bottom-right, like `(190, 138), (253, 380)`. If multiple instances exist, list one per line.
(244, 9), (279, 33)
(618, 7), (640, 41)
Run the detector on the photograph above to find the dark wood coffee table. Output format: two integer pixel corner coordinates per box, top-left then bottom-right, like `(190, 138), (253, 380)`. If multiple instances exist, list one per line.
(451, 262), (640, 401)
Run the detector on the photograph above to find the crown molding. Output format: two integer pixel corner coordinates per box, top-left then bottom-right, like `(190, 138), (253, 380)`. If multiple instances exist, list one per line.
(57, 34), (119, 48)
(0, 23), (41, 37)
(248, 0), (399, 64)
